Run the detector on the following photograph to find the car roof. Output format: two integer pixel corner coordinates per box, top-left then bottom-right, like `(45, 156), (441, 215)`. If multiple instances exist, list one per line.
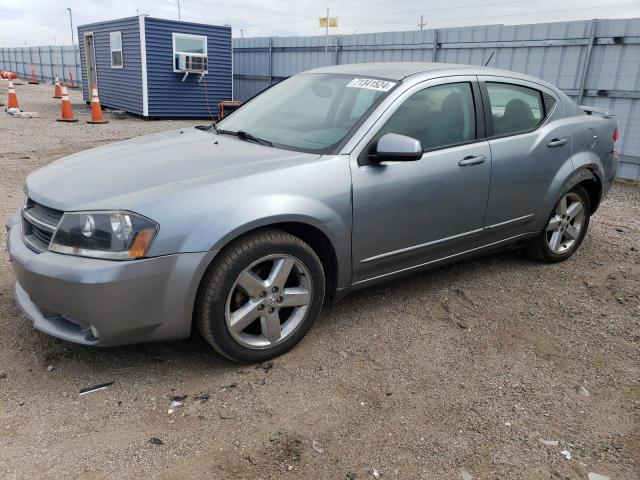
(303, 62), (542, 83)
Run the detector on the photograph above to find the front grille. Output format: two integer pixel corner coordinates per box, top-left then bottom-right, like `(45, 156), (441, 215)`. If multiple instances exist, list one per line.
(22, 198), (64, 253)
(30, 224), (53, 244)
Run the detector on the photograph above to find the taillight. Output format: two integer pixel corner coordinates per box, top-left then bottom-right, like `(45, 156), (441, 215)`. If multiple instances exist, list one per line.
(613, 127), (619, 143)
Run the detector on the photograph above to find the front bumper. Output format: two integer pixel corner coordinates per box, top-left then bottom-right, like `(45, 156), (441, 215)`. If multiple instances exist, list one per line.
(6, 218), (216, 346)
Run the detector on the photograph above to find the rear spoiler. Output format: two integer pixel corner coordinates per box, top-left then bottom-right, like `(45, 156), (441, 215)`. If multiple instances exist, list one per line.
(580, 105), (614, 118)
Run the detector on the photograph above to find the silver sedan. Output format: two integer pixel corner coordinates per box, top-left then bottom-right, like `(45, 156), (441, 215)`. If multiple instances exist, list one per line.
(6, 62), (619, 362)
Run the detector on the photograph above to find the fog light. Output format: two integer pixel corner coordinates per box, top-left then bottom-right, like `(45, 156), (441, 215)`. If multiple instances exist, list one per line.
(90, 325), (100, 339)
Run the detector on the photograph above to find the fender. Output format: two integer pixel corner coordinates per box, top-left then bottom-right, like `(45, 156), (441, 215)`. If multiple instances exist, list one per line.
(565, 145), (604, 213)
(536, 151), (603, 230)
(570, 145), (605, 187)
(193, 195), (351, 289)
(142, 156), (354, 289)
(566, 166), (600, 191)
(566, 165), (603, 213)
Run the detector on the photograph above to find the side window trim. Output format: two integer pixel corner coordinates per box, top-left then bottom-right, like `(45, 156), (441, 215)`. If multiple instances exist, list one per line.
(480, 80), (550, 139)
(471, 79), (486, 140)
(478, 81), (494, 138)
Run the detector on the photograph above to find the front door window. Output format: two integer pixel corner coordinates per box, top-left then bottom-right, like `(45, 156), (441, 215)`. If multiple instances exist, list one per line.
(380, 82), (476, 151)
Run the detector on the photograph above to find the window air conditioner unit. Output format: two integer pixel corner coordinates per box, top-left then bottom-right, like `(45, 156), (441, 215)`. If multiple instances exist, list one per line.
(177, 53), (208, 73)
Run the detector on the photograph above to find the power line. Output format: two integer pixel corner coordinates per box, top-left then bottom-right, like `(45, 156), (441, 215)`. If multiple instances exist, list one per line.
(239, 2), (639, 32)
(236, 0), (541, 22)
(233, 0), (607, 28)
(337, 2), (640, 28)
(232, 0), (557, 27)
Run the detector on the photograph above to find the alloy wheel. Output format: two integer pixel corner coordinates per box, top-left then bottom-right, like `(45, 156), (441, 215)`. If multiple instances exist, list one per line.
(224, 254), (313, 349)
(545, 192), (585, 254)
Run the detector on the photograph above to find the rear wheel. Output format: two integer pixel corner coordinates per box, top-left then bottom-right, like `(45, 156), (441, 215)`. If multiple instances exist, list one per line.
(526, 185), (591, 262)
(196, 229), (325, 362)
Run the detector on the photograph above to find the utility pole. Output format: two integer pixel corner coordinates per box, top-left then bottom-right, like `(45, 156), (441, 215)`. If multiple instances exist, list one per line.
(240, 29), (244, 38)
(418, 14), (427, 30)
(66, 8), (74, 45)
(324, 8), (330, 54)
(319, 9), (337, 64)
(175, 0), (181, 20)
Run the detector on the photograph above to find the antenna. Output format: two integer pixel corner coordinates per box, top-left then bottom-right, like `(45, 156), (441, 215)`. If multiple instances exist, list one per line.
(484, 51), (495, 67)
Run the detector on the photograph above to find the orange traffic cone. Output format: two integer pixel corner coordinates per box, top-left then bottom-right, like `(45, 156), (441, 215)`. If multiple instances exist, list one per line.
(53, 76), (62, 99)
(66, 65), (78, 89)
(28, 64), (39, 84)
(56, 83), (77, 122)
(87, 84), (108, 124)
(6, 80), (20, 110)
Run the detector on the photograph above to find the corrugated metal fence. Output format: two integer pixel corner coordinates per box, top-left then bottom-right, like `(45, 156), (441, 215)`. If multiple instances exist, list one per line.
(1, 19), (638, 177)
(0, 45), (81, 87)
(233, 18), (640, 177)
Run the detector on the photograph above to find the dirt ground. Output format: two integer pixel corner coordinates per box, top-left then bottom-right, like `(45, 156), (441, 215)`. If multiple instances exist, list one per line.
(1, 82), (639, 480)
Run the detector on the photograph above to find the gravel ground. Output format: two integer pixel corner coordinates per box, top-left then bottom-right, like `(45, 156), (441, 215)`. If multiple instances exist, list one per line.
(1, 82), (639, 480)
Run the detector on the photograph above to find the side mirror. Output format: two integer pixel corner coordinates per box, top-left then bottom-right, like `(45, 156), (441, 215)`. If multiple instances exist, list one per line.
(375, 133), (423, 162)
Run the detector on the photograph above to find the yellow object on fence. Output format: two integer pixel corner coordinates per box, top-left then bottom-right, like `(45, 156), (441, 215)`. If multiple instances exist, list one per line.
(319, 17), (337, 27)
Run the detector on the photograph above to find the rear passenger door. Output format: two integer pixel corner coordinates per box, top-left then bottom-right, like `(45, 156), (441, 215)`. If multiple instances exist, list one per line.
(478, 77), (573, 244)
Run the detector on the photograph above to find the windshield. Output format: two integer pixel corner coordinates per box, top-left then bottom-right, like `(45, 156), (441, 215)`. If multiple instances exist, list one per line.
(217, 73), (397, 153)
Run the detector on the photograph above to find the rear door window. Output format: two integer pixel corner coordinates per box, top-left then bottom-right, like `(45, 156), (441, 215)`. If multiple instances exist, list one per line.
(486, 82), (545, 137)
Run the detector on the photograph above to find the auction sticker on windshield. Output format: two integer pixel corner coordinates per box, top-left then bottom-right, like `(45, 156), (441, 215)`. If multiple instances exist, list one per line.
(346, 78), (396, 92)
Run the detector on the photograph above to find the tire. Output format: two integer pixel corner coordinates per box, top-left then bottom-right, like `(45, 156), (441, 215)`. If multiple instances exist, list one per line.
(195, 229), (325, 363)
(526, 184), (591, 262)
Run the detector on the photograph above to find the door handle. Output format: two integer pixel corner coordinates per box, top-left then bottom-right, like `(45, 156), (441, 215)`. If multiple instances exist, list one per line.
(458, 155), (487, 167)
(547, 138), (568, 148)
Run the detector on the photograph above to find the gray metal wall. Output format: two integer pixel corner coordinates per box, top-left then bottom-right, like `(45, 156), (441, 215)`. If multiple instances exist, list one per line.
(0, 45), (81, 87)
(233, 18), (640, 178)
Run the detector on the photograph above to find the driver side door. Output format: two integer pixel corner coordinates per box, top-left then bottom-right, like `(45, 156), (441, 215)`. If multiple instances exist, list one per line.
(350, 77), (492, 284)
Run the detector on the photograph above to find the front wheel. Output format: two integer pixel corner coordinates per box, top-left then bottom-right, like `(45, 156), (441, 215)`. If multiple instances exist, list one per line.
(526, 185), (591, 262)
(195, 229), (325, 362)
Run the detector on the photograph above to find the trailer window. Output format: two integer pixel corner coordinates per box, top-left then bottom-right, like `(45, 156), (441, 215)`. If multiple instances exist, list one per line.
(173, 33), (207, 71)
(110, 31), (123, 68)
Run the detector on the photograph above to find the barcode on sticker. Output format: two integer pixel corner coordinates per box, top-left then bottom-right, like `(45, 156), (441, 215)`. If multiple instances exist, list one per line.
(346, 78), (396, 92)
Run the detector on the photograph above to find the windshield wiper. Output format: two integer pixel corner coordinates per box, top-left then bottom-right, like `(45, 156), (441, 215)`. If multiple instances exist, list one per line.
(195, 120), (218, 133)
(218, 129), (273, 147)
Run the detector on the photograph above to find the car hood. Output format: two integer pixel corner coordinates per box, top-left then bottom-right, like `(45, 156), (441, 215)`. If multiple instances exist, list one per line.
(26, 128), (322, 211)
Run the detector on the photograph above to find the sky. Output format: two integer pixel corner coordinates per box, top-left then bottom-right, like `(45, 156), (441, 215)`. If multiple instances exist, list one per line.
(1, 0), (639, 46)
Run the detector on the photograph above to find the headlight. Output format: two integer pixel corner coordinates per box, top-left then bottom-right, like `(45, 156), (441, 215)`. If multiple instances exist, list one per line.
(49, 211), (158, 260)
